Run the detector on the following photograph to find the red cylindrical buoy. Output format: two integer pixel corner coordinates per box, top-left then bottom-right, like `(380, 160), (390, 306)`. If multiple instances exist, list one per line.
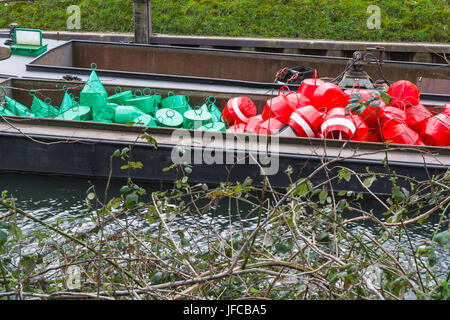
(257, 118), (285, 135)
(286, 105), (324, 138)
(359, 100), (386, 130)
(405, 104), (432, 133)
(261, 87), (310, 123)
(222, 96), (257, 126)
(419, 113), (450, 146)
(320, 108), (357, 140)
(311, 82), (348, 110)
(382, 122), (424, 145)
(296, 70), (325, 101)
(349, 114), (370, 142)
(227, 123), (247, 134)
(387, 80), (420, 107)
(245, 115), (264, 134)
(379, 106), (406, 127)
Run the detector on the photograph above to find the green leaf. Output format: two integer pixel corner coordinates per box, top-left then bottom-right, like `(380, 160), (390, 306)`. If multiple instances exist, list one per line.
(349, 93), (363, 103)
(128, 161), (144, 169)
(433, 230), (450, 246)
(86, 192), (96, 200)
(293, 182), (309, 197)
(319, 190), (328, 204)
(0, 222), (9, 229)
(151, 271), (163, 283)
(337, 190), (347, 196)
(363, 175), (377, 189)
(0, 230), (7, 247)
(141, 133), (158, 149)
(378, 91), (392, 105)
(110, 197), (121, 209)
(120, 186), (132, 194)
(318, 232), (330, 243)
(338, 169), (352, 183)
(125, 193), (139, 209)
(428, 249), (437, 267)
(184, 167), (192, 174)
(392, 185), (404, 201)
(113, 149), (121, 158)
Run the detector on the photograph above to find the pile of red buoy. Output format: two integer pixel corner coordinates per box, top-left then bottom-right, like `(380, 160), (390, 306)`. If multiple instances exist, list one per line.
(222, 76), (449, 147)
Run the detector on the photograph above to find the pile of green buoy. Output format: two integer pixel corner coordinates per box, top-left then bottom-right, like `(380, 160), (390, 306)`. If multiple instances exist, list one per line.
(0, 63), (227, 132)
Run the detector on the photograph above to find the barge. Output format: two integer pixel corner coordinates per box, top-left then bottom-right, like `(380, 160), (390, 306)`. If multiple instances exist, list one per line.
(0, 77), (448, 196)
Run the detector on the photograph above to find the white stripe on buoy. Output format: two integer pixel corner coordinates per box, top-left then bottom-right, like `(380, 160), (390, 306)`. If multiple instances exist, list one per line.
(232, 98), (249, 123)
(290, 112), (315, 138)
(321, 118), (356, 134)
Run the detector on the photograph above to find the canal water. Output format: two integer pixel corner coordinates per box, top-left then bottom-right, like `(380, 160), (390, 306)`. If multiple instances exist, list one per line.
(0, 172), (448, 284)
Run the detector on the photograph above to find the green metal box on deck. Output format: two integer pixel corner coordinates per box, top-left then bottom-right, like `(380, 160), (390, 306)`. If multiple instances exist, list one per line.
(10, 28), (48, 57)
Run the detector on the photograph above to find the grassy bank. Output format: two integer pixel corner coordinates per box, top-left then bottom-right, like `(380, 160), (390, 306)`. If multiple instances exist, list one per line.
(0, 0), (448, 42)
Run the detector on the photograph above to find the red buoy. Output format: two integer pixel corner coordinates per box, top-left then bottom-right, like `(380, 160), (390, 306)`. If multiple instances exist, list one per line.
(287, 105), (324, 138)
(349, 114), (370, 142)
(262, 87), (310, 123)
(222, 96), (257, 126)
(405, 104), (432, 133)
(311, 82), (348, 110)
(442, 104), (450, 116)
(379, 106), (406, 127)
(419, 113), (450, 146)
(257, 118), (285, 135)
(382, 122), (424, 145)
(296, 70), (325, 101)
(320, 108), (357, 140)
(227, 123), (247, 134)
(245, 115), (264, 134)
(387, 80), (420, 107)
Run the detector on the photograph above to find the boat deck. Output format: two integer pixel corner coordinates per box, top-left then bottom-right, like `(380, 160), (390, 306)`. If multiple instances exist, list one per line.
(0, 36), (275, 96)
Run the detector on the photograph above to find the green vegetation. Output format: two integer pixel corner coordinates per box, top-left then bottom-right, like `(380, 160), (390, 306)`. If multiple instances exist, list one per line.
(0, 0), (448, 42)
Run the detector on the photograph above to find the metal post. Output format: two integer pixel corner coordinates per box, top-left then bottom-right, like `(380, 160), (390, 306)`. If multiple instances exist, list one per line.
(133, 0), (152, 44)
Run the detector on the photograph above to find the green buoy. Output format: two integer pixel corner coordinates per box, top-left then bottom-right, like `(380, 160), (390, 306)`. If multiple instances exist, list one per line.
(80, 63), (108, 108)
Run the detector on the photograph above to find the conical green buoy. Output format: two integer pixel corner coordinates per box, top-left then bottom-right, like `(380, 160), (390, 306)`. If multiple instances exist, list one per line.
(133, 114), (158, 127)
(0, 104), (15, 116)
(0, 89), (33, 117)
(108, 87), (134, 105)
(4, 96), (34, 117)
(93, 103), (117, 121)
(58, 105), (92, 121)
(60, 90), (77, 113)
(56, 91), (92, 121)
(114, 105), (146, 124)
(200, 97), (222, 123)
(80, 63), (108, 108)
(31, 95), (59, 118)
